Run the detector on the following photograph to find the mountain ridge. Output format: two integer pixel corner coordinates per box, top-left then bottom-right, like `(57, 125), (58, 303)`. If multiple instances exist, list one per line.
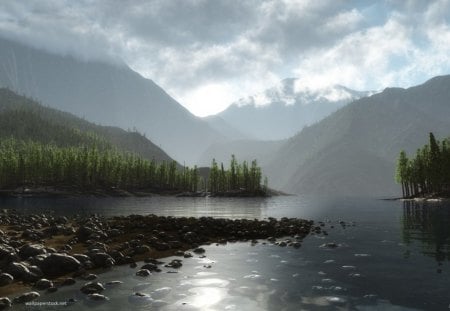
(266, 74), (450, 197)
(215, 78), (373, 140)
(0, 36), (223, 165)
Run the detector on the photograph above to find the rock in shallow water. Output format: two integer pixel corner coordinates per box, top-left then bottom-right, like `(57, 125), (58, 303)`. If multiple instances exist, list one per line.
(87, 293), (109, 301)
(0, 297), (11, 310)
(80, 281), (105, 294)
(35, 278), (53, 290)
(136, 269), (151, 277)
(13, 291), (40, 304)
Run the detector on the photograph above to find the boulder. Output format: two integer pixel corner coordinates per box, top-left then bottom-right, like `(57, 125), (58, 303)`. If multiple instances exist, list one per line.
(87, 293), (109, 301)
(89, 253), (115, 268)
(5, 262), (30, 279)
(12, 292), (40, 304)
(164, 259), (182, 269)
(0, 273), (13, 287)
(80, 281), (105, 294)
(193, 247), (205, 254)
(35, 278), (53, 290)
(141, 263), (158, 271)
(40, 253), (81, 277)
(135, 269), (151, 277)
(0, 244), (18, 268)
(134, 245), (151, 254)
(0, 297), (11, 310)
(19, 244), (47, 259)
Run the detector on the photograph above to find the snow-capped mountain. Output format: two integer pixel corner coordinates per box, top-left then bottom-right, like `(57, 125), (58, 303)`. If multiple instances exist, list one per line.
(216, 78), (374, 140)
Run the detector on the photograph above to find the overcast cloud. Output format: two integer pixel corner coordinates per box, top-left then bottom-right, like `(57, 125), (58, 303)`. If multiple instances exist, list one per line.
(1, 0), (450, 116)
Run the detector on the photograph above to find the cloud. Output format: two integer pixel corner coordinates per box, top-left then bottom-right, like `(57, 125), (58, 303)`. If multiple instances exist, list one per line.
(0, 0), (450, 116)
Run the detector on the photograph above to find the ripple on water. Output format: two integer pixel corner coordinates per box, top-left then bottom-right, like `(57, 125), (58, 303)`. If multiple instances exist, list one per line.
(128, 292), (153, 306)
(132, 282), (152, 292)
(243, 274), (263, 281)
(151, 287), (172, 299)
(180, 278), (230, 287)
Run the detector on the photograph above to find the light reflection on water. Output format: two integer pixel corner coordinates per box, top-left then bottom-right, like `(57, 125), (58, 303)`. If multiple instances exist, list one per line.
(2, 196), (450, 310)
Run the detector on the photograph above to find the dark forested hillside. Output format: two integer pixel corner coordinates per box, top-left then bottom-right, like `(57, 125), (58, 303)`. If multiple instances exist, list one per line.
(266, 75), (450, 197)
(0, 88), (173, 163)
(0, 37), (223, 164)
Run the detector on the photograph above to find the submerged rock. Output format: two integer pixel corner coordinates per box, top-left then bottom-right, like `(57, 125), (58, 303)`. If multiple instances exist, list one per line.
(87, 293), (109, 301)
(80, 281), (105, 294)
(35, 278), (53, 290)
(136, 269), (151, 277)
(13, 291), (40, 304)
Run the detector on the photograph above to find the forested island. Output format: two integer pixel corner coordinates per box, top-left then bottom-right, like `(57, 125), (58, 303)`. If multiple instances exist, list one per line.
(0, 89), (269, 197)
(395, 132), (450, 198)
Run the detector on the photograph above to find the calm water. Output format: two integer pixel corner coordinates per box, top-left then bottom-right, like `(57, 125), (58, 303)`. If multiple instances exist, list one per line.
(2, 196), (450, 310)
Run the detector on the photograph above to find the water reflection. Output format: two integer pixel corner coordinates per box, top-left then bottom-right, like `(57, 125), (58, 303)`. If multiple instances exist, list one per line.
(0, 196), (269, 219)
(402, 200), (450, 262)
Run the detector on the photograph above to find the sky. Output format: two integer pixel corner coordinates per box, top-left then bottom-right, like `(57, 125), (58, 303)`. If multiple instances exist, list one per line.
(1, 0), (450, 117)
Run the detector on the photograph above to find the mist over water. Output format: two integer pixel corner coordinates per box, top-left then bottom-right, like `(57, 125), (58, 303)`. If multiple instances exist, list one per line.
(3, 196), (450, 310)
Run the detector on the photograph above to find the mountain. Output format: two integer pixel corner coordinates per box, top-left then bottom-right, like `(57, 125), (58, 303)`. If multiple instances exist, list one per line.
(216, 78), (372, 140)
(266, 75), (450, 197)
(202, 115), (251, 141)
(0, 88), (174, 163)
(0, 37), (223, 165)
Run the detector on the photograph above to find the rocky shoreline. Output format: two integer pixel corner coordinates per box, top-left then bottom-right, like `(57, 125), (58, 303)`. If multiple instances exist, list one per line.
(0, 209), (315, 308)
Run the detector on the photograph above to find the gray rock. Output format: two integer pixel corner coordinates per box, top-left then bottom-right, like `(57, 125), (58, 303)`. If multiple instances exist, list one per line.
(40, 253), (81, 277)
(0, 297), (11, 310)
(89, 253), (115, 268)
(72, 254), (90, 263)
(0, 244), (18, 268)
(80, 281), (105, 294)
(47, 287), (58, 293)
(35, 278), (53, 290)
(0, 273), (13, 287)
(183, 252), (193, 258)
(82, 274), (98, 281)
(134, 245), (151, 254)
(13, 291), (40, 304)
(87, 293), (109, 301)
(193, 247), (205, 254)
(19, 244), (46, 259)
(61, 277), (76, 286)
(5, 262), (30, 279)
(105, 280), (123, 286)
(136, 269), (151, 277)
(141, 263), (158, 271)
(164, 259), (182, 269)
(154, 242), (170, 251)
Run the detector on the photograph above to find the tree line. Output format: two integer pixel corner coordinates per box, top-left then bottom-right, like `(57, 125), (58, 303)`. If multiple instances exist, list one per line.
(395, 133), (450, 198)
(0, 138), (268, 194)
(209, 155), (267, 194)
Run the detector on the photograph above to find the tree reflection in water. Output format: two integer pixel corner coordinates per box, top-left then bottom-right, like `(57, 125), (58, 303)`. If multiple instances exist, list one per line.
(402, 200), (450, 263)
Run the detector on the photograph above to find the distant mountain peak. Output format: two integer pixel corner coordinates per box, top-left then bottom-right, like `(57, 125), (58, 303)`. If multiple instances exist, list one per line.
(233, 78), (372, 109)
(216, 78), (373, 140)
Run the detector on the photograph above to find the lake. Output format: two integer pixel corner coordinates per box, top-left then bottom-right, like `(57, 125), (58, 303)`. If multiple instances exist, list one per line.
(1, 195), (449, 310)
